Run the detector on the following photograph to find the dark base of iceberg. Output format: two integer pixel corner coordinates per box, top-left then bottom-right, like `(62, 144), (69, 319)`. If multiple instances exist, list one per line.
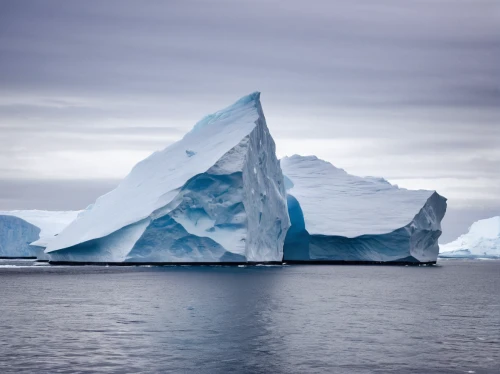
(284, 259), (436, 266)
(47, 261), (284, 266)
(45, 260), (435, 266)
(0, 256), (37, 259)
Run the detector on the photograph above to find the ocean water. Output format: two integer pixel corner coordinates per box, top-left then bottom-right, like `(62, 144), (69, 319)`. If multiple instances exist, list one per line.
(0, 259), (498, 374)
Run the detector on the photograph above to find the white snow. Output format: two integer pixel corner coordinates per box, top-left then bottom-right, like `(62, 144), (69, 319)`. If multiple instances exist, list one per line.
(281, 155), (436, 237)
(46, 92), (289, 262)
(440, 216), (500, 258)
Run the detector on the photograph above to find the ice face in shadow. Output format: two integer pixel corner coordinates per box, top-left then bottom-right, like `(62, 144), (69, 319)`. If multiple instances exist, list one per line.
(46, 93), (289, 263)
(439, 216), (500, 258)
(281, 155), (447, 263)
(0, 215), (40, 258)
(0, 211), (79, 258)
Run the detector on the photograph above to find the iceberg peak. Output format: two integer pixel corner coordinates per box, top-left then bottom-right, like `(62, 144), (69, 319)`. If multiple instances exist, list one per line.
(45, 92), (289, 263)
(190, 92), (261, 134)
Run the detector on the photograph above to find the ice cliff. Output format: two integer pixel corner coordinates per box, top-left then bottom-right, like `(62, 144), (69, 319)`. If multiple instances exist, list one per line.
(0, 210), (79, 258)
(439, 216), (500, 258)
(45, 92), (289, 263)
(281, 155), (447, 263)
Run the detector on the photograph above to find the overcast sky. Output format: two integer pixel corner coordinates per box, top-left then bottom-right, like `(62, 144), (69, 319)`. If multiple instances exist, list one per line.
(0, 0), (499, 241)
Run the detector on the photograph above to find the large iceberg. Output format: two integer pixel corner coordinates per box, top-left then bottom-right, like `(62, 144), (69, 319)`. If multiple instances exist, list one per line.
(439, 216), (499, 259)
(0, 210), (79, 258)
(45, 92), (290, 263)
(281, 155), (447, 263)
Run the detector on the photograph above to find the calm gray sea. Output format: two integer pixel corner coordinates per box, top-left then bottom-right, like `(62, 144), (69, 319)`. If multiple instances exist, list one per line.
(0, 259), (498, 374)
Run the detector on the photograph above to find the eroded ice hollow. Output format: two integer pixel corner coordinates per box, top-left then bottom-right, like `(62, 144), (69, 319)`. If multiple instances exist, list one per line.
(0, 210), (79, 259)
(45, 92), (290, 263)
(281, 155), (447, 263)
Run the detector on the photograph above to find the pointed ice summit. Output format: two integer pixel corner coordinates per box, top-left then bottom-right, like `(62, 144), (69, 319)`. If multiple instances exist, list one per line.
(0, 210), (79, 258)
(45, 92), (290, 263)
(281, 155), (447, 263)
(439, 216), (500, 259)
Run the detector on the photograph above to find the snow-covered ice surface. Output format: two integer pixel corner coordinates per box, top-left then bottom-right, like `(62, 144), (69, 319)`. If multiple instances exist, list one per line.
(439, 216), (500, 259)
(281, 155), (447, 263)
(0, 210), (79, 258)
(46, 92), (289, 263)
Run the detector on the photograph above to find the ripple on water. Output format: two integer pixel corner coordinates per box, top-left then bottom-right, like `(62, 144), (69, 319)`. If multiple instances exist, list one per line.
(0, 259), (498, 373)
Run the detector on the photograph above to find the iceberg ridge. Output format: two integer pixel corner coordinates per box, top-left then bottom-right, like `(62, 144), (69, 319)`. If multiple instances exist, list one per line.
(281, 155), (447, 263)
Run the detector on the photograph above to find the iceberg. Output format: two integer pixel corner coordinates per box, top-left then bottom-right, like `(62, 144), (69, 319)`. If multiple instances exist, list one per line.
(281, 155), (447, 263)
(439, 216), (500, 259)
(0, 210), (79, 258)
(45, 92), (290, 263)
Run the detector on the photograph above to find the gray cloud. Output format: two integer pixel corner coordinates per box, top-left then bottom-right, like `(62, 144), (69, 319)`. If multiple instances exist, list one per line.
(0, 179), (119, 211)
(441, 205), (500, 242)
(1, 0), (498, 106)
(0, 0), (498, 239)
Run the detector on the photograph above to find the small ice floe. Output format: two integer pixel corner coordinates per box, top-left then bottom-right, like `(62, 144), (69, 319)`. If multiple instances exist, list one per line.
(0, 264), (39, 268)
(2, 258), (35, 262)
(256, 264), (284, 267)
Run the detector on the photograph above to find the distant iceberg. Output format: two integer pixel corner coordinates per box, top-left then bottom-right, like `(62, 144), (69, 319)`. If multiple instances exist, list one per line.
(439, 216), (499, 259)
(281, 155), (447, 263)
(45, 92), (290, 263)
(0, 210), (79, 258)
